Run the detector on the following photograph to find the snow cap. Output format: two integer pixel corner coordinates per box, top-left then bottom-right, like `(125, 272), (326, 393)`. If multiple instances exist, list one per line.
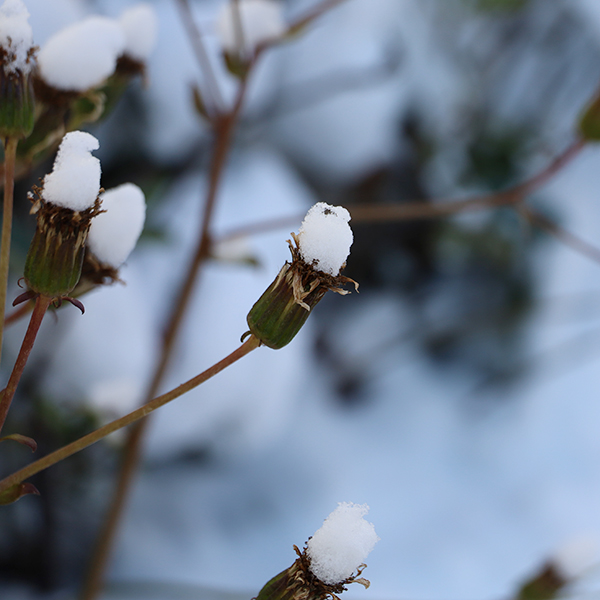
(0, 0), (34, 73)
(87, 183), (146, 268)
(38, 16), (126, 91)
(42, 131), (101, 211)
(217, 0), (286, 56)
(297, 203), (353, 276)
(306, 502), (379, 585)
(119, 4), (158, 61)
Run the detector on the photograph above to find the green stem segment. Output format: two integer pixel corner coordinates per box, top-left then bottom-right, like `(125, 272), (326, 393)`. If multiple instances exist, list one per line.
(0, 294), (51, 435)
(0, 335), (260, 495)
(0, 136), (18, 365)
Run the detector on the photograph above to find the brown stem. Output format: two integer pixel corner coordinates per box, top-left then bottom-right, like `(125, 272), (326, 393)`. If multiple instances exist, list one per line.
(0, 295), (51, 435)
(217, 138), (588, 242)
(80, 78), (250, 600)
(0, 137), (18, 365)
(175, 0), (224, 113)
(0, 335), (261, 495)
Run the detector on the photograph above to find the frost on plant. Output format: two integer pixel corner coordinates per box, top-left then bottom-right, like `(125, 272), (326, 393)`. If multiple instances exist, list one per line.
(119, 3), (158, 62)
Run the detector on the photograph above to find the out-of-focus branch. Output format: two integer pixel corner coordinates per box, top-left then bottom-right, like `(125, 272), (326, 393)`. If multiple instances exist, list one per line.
(287, 0), (348, 34)
(175, 0), (224, 113)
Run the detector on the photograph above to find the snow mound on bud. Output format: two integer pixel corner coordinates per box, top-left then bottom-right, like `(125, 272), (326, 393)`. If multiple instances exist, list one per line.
(38, 16), (125, 91)
(0, 0), (33, 73)
(297, 203), (353, 276)
(217, 0), (286, 56)
(42, 131), (101, 211)
(307, 502), (379, 585)
(87, 183), (146, 268)
(119, 4), (158, 61)
(553, 534), (599, 580)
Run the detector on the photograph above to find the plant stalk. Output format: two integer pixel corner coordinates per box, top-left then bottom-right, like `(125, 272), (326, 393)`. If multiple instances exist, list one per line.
(0, 335), (261, 495)
(0, 294), (51, 435)
(0, 137), (18, 365)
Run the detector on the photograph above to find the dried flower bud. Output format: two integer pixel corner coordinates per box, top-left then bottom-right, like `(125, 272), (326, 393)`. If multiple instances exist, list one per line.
(23, 131), (103, 299)
(255, 503), (377, 600)
(246, 203), (357, 349)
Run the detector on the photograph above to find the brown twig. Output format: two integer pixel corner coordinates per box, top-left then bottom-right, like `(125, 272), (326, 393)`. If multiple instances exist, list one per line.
(175, 0), (225, 114)
(80, 47), (252, 600)
(0, 295), (51, 435)
(0, 335), (261, 496)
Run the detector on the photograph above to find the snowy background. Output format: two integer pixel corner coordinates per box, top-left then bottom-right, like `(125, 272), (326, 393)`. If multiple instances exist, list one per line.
(4, 0), (600, 599)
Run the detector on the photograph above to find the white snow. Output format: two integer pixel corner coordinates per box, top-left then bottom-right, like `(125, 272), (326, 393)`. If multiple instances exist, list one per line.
(37, 15), (126, 91)
(119, 3), (158, 61)
(216, 0), (286, 57)
(306, 502), (379, 585)
(42, 131), (101, 211)
(552, 534), (599, 580)
(87, 183), (146, 268)
(0, 0), (33, 73)
(297, 202), (353, 276)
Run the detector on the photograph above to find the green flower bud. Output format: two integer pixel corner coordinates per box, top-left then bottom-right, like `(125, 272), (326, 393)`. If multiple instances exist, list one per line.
(0, 49), (35, 139)
(246, 234), (357, 349)
(24, 187), (102, 298)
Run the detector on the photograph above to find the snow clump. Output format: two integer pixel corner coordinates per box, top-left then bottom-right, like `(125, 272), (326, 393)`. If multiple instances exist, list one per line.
(119, 4), (158, 61)
(0, 0), (34, 73)
(552, 534), (599, 580)
(42, 131), (101, 211)
(306, 502), (379, 585)
(217, 0), (286, 57)
(38, 16), (125, 91)
(297, 202), (353, 276)
(87, 183), (146, 268)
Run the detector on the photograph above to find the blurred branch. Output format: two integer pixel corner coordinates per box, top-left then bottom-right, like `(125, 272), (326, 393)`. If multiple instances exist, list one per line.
(0, 335), (261, 498)
(175, 0), (224, 113)
(217, 138), (588, 242)
(80, 36), (253, 600)
(287, 0), (348, 33)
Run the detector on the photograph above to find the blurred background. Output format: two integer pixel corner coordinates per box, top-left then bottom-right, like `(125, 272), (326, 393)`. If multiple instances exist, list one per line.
(3, 0), (600, 598)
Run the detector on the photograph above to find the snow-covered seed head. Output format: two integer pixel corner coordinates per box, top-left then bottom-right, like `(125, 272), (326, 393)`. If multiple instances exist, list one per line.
(217, 0), (286, 65)
(0, 0), (34, 74)
(38, 16), (126, 92)
(307, 503), (379, 585)
(119, 4), (158, 63)
(87, 183), (146, 269)
(24, 132), (103, 299)
(246, 202), (357, 349)
(0, 0), (36, 138)
(297, 203), (353, 276)
(254, 503), (377, 600)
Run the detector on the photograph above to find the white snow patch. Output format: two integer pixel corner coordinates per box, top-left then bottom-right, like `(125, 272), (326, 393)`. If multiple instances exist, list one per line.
(297, 202), (353, 276)
(552, 534), (599, 580)
(216, 0), (286, 57)
(119, 3), (158, 61)
(0, 0), (33, 73)
(307, 502), (379, 585)
(88, 183), (146, 268)
(42, 131), (101, 211)
(37, 16), (126, 91)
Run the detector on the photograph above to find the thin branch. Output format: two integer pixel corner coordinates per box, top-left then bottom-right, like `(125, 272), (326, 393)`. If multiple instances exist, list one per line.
(0, 295), (51, 435)
(0, 137), (18, 364)
(287, 0), (348, 33)
(80, 66), (252, 600)
(217, 138), (588, 242)
(175, 0), (225, 113)
(0, 335), (261, 496)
